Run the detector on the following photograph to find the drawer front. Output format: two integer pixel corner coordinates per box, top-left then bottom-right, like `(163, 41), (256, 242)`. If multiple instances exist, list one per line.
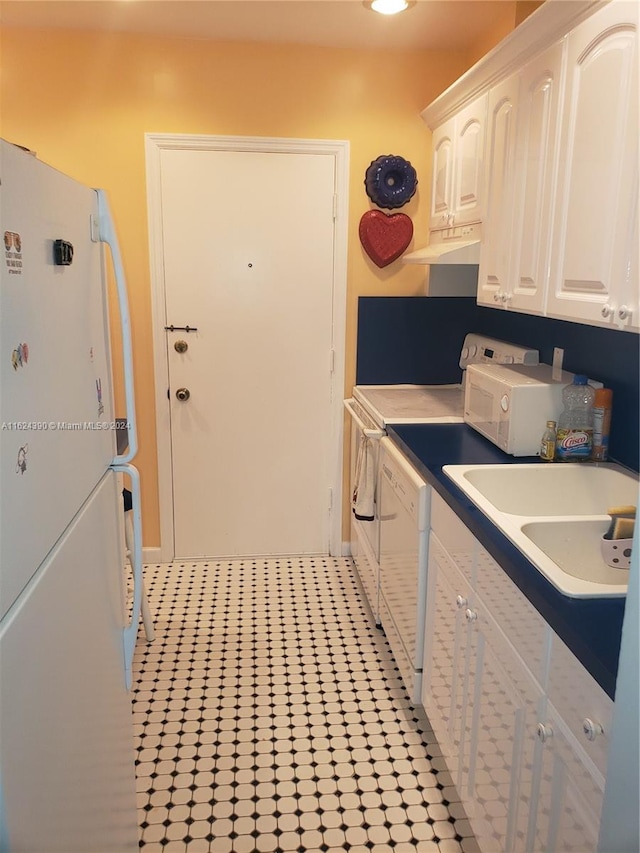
(431, 492), (477, 584)
(547, 632), (613, 777)
(475, 546), (550, 688)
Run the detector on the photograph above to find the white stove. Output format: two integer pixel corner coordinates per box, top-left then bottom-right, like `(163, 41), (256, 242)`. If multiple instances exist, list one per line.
(344, 333), (539, 628)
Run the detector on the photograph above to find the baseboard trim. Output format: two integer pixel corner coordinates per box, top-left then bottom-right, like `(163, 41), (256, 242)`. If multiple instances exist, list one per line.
(143, 547), (163, 564)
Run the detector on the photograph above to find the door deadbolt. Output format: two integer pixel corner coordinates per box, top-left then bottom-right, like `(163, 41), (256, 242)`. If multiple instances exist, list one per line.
(174, 340), (188, 353)
(175, 388), (191, 402)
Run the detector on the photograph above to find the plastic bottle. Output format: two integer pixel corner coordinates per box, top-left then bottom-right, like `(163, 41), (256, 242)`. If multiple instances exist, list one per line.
(592, 388), (613, 461)
(555, 375), (595, 462)
(539, 420), (557, 462)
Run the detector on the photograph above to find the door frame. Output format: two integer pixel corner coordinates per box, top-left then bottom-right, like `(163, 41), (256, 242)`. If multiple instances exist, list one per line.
(145, 133), (349, 562)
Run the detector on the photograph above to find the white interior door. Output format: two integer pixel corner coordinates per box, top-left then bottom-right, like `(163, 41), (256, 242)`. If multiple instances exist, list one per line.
(157, 144), (340, 559)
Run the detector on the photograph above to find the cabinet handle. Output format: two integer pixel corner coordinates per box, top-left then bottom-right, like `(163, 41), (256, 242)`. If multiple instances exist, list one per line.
(601, 304), (614, 318)
(536, 723), (554, 743)
(618, 305), (632, 321)
(456, 595), (467, 609)
(582, 718), (604, 742)
(465, 608), (478, 622)
(493, 292), (502, 303)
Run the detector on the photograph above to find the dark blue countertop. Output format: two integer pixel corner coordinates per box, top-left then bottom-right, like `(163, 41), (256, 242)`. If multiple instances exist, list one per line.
(387, 423), (626, 700)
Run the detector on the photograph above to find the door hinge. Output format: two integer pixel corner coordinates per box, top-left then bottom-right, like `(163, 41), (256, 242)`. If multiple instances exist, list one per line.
(329, 348), (335, 374)
(328, 487), (333, 510)
(333, 193), (338, 221)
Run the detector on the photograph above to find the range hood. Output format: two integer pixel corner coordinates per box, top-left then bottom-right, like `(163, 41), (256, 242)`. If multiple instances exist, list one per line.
(402, 223), (481, 265)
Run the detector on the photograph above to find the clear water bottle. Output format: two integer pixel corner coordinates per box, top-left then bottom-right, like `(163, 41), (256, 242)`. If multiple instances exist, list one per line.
(555, 375), (595, 462)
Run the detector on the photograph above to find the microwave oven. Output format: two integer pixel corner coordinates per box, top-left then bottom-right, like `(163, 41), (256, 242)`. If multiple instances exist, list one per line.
(464, 363), (573, 456)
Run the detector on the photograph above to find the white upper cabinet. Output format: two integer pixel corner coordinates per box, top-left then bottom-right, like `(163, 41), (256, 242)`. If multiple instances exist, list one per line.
(510, 41), (565, 314)
(547, 1), (639, 330)
(425, 0), (638, 332)
(429, 94), (488, 231)
(479, 42), (565, 314)
(477, 74), (521, 308)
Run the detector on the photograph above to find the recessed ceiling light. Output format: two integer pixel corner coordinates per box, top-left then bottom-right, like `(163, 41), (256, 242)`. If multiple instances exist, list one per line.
(364, 0), (415, 15)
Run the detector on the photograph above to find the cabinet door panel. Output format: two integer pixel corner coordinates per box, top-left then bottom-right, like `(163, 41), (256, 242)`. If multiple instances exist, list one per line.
(454, 94), (488, 225)
(422, 532), (472, 761)
(510, 41), (564, 314)
(478, 76), (519, 308)
(462, 605), (543, 853)
(475, 548), (549, 688)
(548, 3), (638, 326)
(528, 704), (603, 853)
(547, 631), (613, 778)
(430, 122), (455, 229)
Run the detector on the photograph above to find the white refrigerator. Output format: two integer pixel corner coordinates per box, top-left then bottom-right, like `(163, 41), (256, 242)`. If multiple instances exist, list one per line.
(0, 140), (141, 851)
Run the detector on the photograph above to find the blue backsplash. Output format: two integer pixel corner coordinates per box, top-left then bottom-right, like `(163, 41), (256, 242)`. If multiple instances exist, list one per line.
(356, 296), (640, 472)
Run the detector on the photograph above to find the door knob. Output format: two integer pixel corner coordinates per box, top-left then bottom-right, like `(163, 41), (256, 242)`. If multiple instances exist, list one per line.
(175, 388), (191, 401)
(582, 718), (604, 741)
(174, 340), (188, 353)
(618, 305), (632, 321)
(537, 723), (554, 743)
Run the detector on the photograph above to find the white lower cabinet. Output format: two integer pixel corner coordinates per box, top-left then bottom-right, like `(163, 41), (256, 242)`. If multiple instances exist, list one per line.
(461, 600), (544, 853)
(422, 492), (614, 852)
(527, 703), (605, 853)
(422, 532), (472, 759)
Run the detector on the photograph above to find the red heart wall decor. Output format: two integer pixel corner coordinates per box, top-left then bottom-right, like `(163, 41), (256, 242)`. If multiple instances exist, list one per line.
(359, 210), (413, 268)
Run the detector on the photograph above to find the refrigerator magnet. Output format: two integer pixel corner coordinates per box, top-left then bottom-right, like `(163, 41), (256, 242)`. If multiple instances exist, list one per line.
(11, 343), (29, 370)
(4, 231), (23, 275)
(96, 378), (104, 416)
(16, 444), (28, 475)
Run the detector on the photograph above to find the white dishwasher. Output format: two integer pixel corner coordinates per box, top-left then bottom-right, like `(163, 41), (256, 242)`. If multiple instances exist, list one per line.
(378, 436), (431, 704)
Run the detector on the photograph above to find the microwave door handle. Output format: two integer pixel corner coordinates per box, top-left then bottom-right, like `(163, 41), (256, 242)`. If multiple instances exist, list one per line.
(344, 399), (384, 439)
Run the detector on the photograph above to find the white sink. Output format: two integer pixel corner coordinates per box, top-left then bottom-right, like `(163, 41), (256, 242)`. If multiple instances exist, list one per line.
(443, 463), (639, 598)
(450, 463), (639, 516)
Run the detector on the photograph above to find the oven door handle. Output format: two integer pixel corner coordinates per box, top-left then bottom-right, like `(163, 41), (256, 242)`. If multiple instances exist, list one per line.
(344, 398), (385, 439)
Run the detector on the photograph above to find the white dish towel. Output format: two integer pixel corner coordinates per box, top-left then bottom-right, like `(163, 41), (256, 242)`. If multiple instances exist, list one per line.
(352, 434), (375, 521)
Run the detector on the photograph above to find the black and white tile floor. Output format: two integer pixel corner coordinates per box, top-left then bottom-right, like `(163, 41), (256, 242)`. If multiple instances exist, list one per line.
(132, 557), (478, 853)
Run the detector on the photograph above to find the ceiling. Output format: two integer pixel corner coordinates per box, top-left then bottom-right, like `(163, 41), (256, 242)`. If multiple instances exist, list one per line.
(0, 0), (521, 51)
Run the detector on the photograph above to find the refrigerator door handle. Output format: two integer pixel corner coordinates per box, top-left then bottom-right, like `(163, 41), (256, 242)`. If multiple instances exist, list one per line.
(95, 188), (138, 465)
(112, 463), (143, 691)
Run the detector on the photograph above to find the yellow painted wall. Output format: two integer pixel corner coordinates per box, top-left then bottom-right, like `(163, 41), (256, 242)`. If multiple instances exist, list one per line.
(0, 24), (514, 549)
(465, 0), (542, 66)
